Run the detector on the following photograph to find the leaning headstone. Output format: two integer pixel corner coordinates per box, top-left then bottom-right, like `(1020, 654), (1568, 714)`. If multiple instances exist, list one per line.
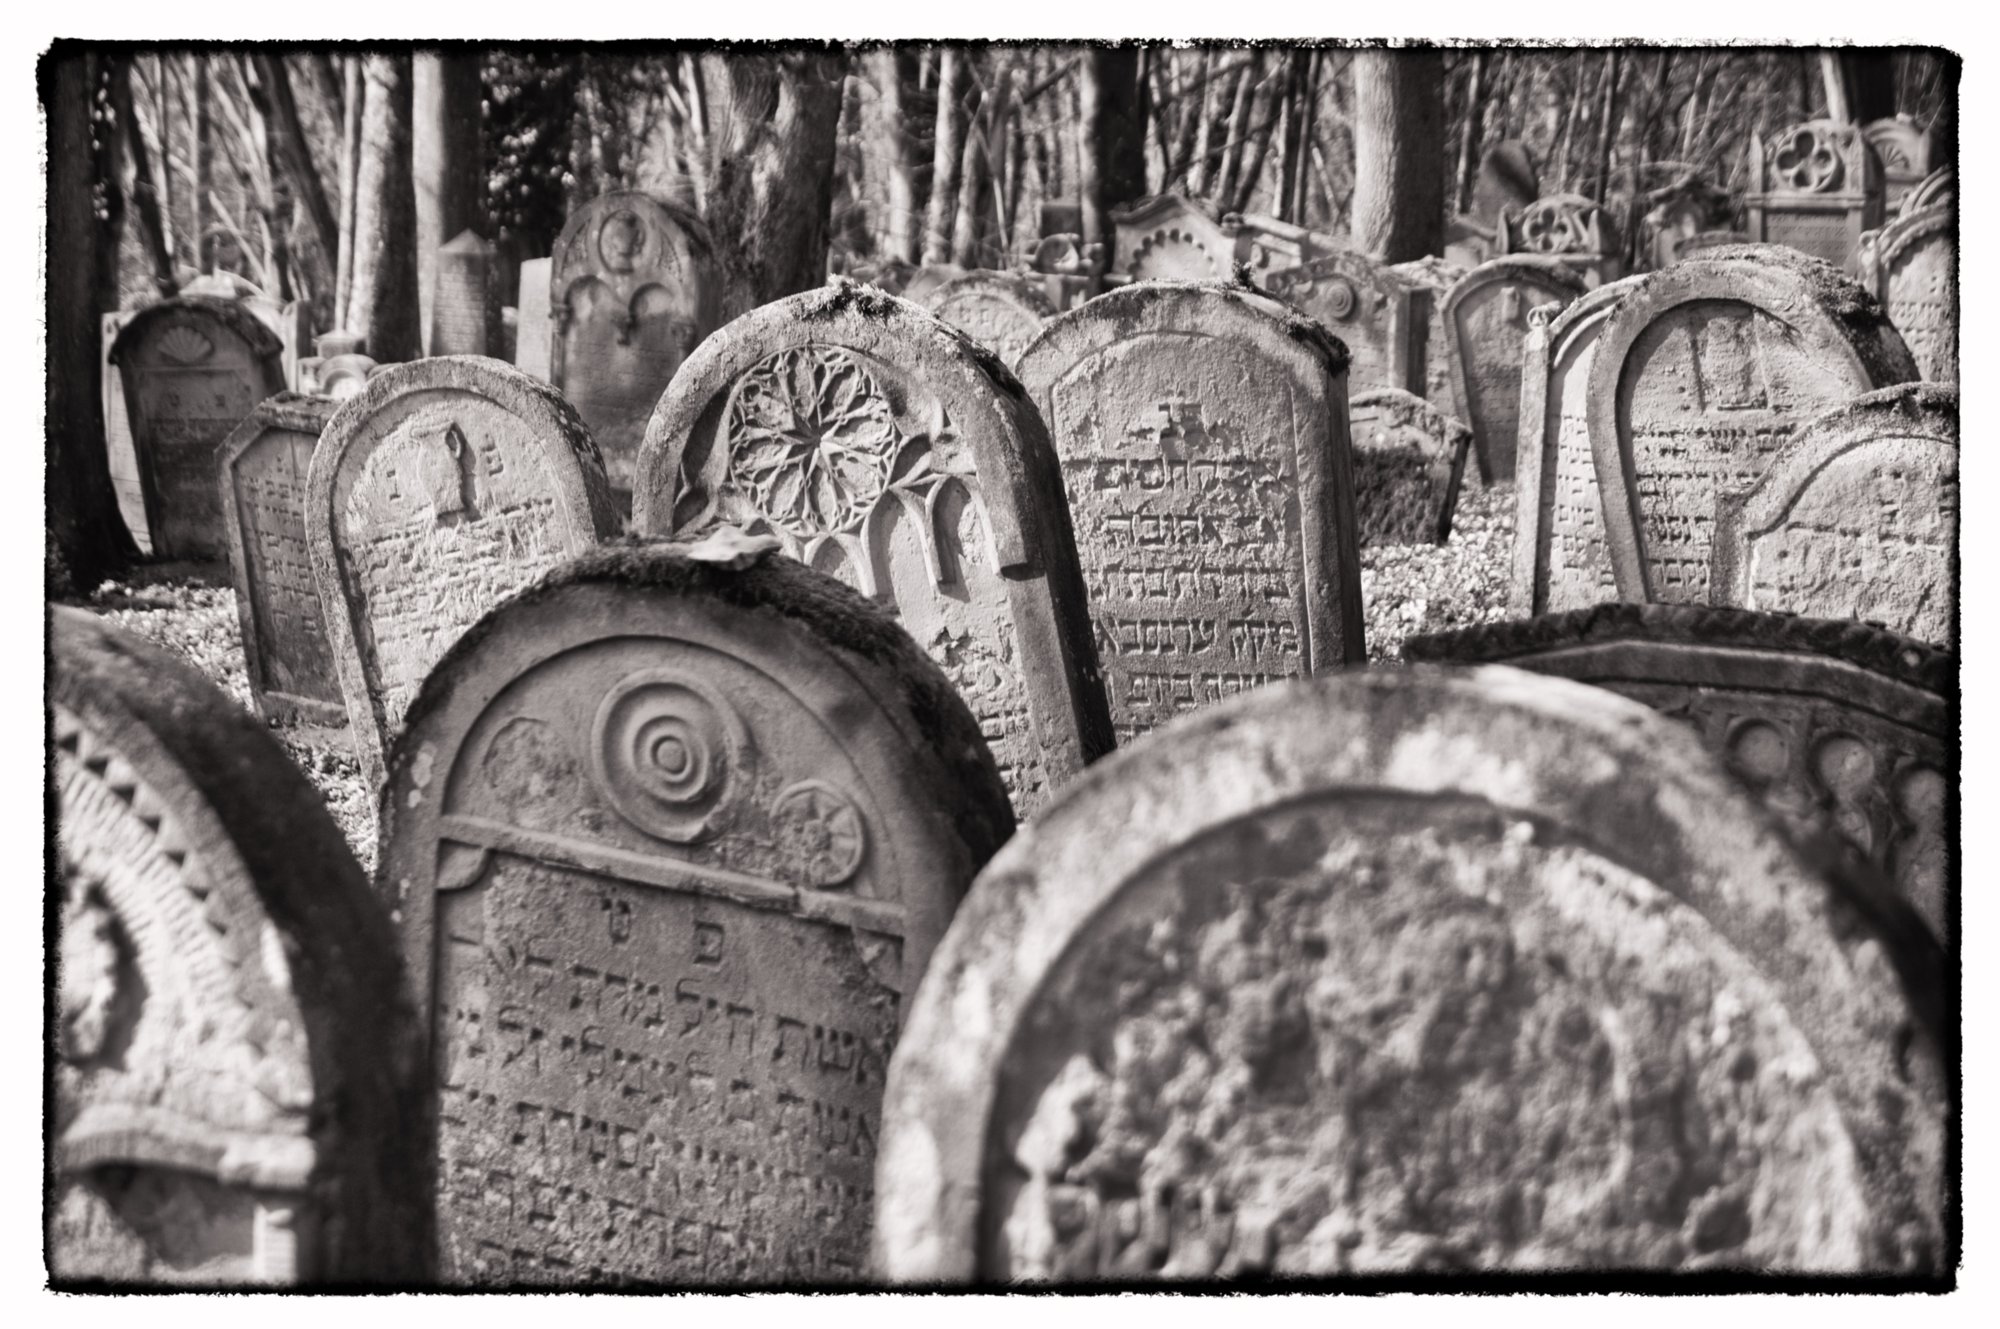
(1714, 383), (1956, 647)
(108, 297), (288, 561)
(1110, 195), (1236, 283)
(430, 230), (500, 357)
(306, 356), (619, 789)
(219, 393), (344, 725)
(1861, 118), (1932, 211)
(1746, 119), (1885, 273)
(1265, 249), (1427, 397)
(100, 309), (151, 554)
(875, 665), (1945, 1281)
(513, 257), (554, 381)
(1859, 204), (1957, 383)
(1017, 281), (1365, 742)
(1347, 388), (1473, 545)
(50, 608), (428, 1285)
(1499, 192), (1624, 286)
(1406, 603), (1957, 949)
(551, 192), (721, 504)
(377, 539), (1015, 1286)
(920, 270), (1058, 368)
(1586, 246), (1919, 605)
(1441, 256), (1587, 483)
(633, 283), (1113, 813)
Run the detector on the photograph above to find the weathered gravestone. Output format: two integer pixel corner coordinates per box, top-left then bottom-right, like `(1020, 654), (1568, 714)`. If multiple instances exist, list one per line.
(1406, 604), (1957, 949)
(1512, 274), (1645, 615)
(101, 310), (150, 554)
(318, 354), (381, 401)
(1714, 383), (1957, 648)
(219, 393), (344, 725)
(1499, 193), (1624, 287)
(514, 257), (554, 381)
(1901, 167), (1953, 218)
(551, 192), (721, 504)
(307, 356), (620, 789)
(1640, 177), (1736, 271)
(920, 271), (1058, 368)
(1389, 255), (1470, 421)
(1861, 118), (1932, 211)
(1586, 246), (1919, 606)
(1859, 205), (1957, 384)
(109, 298), (288, 561)
(1265, 250), (1427, 398)
(1441, 256), (1587, 483)
(875, 665), (1946, 1281)
(1746, 120), (1885, 274)
(432, 230), (500, 357)
(1682, 229), (1753, 254)
(1016, 280), (1366, 742)
(632, 283), (1113, 814)
(1111, 195), (1236, 283)
(1347, 388), (1473, 546)
(50, 608), (429, 1285)
(377, 539), (1015, 1285)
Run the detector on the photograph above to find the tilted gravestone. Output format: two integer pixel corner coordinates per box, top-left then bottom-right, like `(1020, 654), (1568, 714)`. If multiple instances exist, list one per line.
(377, 539), (1015, 1285)
(50, 608), (429, 1285)
(1586, 246), (1919, 606)
(632, 283), (1112, 814)
(1714, 383), (1957, 648)
(919, 271), (1057, 368)
(1347, 388), (1473, 546)
(875, 666), (1946, 1281)
(551, 192), (721, 505)
(1861, 118), (1932, 211)
(1110, 195), (1236, 283)
(306, 356), (620, 789)
(1499, 192), (1624, 287)
(1512, 274), (1645, 615)
(1016, 280), (1366, 742)
(1859, 205), (1957, 384)
(1746, 120), (1885, 274)
(219, 393), (344, 725)
(108, 298), (288, 561)
(1405, 604), (1957, 949)
(101, 310), (151, 554)
(1264, 250), (1427, 398)
(431, 230), (501, 358)
(1441, 256), (1587, 484)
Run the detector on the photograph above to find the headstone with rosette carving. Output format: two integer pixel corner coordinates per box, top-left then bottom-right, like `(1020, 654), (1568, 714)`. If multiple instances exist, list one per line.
(919, 271), (1057, 368)
(633, 282), (1112, 815)
(376, 538), (1015, 1286)
(1858, 204), (1957, 384)
(1440, 256), (1587, 484)
(1746, 120), (1885, 274)
(50, 608), (428, 1285)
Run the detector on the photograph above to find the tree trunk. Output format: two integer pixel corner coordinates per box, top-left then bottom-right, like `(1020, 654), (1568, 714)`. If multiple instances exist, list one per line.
(1189, 51), (1226, 196)
(1231, 64), (1281, 214)
(867, 49), (920, 264)
(347, 54), (421, 362)
(1216, 51), (1258, 204)
(254, 54), (339, 282)
(1453, 50), (1488, 214)
(949, 60), (989, 266)
(922, 48), (967, 265)
(190, 55), (212, 275)
(111, 58), (177, 298)
(1349, 48), (1444, 263)
(1593, 50), (1622, 202)
(412, 51), (485, 353)
(1171, 49), (1209, 187)
(335, 55), (361, 326)
(45, 46), (138, 589)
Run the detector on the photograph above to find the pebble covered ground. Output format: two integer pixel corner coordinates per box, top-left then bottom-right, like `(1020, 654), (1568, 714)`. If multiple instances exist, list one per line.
(62, 481), (1520, 873)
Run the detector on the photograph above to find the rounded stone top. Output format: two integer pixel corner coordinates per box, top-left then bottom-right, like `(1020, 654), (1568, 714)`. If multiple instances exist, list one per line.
(1016, 277), (1353, 382)
(108, 295), (285, 366)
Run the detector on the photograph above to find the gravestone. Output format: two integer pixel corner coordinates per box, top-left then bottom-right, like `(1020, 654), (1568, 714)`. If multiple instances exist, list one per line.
(920, 271), (1058, 368)
(551, 192), (721, 505)
(1265, 250), (1427, 398)
(514, 257), (554, 381)
(1227, 211), (1331, 283)
(875, 665), (1945, 1281)
(1861, 118), (1931, 210)
(632, 283), (1113, 814)
(1714, 383), (1957, 648)
(1016, 281), (1365, 742)
(1441, 256), (1587, 483)
(1586, 246), (1919, 605)
(1390, 255), (1471, 421)
(1746, 120), (1885, 274)
(219, 393), (344, 725)
(431, 230), (500, 357)
(306, 356), (620, 789)
(1900, 167), (1953, 218)
(1640, 177), (1735, 270)
(1683, 229), (1753, 254)
(1512, 274), (1645, 615)
(1859, 205), (1957, 384)
(1472, 140), (1540, 228)
(897, 264), (965, 305)
(181, 272), (312, 392)
(50, 608), (428, 1285)
(101, 309), (150, 554)
(1347, 388), (1473, 546)
(109, 298), (288, 561)
(1111, 195), (1236, 283)
(1500, 193), (1624, 286)
(377, 539), (1015, 1286)
(1406, 604), (1957, 949)
(318, 354), (381, 400)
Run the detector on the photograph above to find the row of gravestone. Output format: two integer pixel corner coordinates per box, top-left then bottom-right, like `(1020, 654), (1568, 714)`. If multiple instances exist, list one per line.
(51, 544), (1953, 1284)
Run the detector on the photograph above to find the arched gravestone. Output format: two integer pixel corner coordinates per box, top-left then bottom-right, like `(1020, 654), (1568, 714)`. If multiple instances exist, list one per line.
(109, 298), (288, 561)
(920, 271), (1057, 368)
(1499, 193), (1624, 287)
(377, 539), (1016, 1286)
(1859, 205), (1957, 384)
(1512, 274), (1645, 615)
(1110, 195), (1236, 283)
(1016, 280), (1366, 743)
(50, 608), (428, 1286)
(1405, 604), (1957, 950)
(551, 191), (721, 505)
(1441, 256), (1587, 484)
(1714, 383), (1957, 649)
(1746, 120), (1885, 274)
(1586, 246), (1919, 606)
(1861, 118), (1932, 211)
(219, 393), (343, 725)
(1264, 250), (1426, 398)
(307, 356), (620, 789)
(1347, 388), (1473, 546)
(874, 666), (1945, 1281)
(632, 284), (1112, 815)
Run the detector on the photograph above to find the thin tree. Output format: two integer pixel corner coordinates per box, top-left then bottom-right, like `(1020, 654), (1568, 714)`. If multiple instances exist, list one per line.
(922, 48), (967, 265)
(1349, 47), (1444, 262)
(347, 53), (421, 361)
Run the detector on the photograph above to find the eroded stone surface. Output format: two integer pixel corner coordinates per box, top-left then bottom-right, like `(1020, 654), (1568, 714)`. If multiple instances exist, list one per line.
(1861, 206), (1956, 384)
(1016, 280), (1365, 743)
(1266, 251), (1425, 398)
(377, 543), (1014, 1286)
(1746, 121), (1884, 273)
(1348, 388), (1473, 546)
(1861, 119), (1931, 210)
(50, 608), (426, 1285)
(1442, 257), (1586, 484)
(1389, 256), (1469, 421)
(921, 272), (1057, 368)
(514, 258), (554, 380)
(1501, 193), (1623, 287)
(1111, 196), (1236, 283)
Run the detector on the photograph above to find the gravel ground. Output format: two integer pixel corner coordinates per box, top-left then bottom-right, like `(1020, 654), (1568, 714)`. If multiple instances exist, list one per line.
(62, 482), (1518, 870)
